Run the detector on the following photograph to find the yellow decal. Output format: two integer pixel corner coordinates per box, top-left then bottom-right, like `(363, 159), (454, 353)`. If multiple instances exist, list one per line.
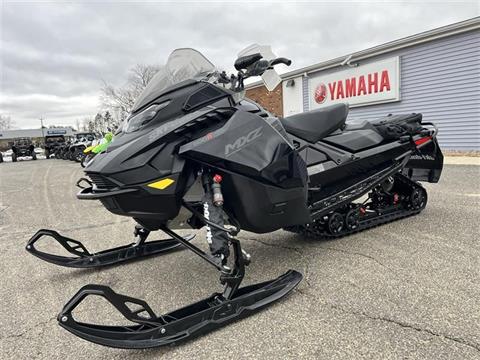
(147, 178), (175, 190)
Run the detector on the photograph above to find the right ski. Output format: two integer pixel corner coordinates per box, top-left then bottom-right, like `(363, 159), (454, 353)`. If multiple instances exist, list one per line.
(57, 270), (302, 349)
(26, 229), (193, 268)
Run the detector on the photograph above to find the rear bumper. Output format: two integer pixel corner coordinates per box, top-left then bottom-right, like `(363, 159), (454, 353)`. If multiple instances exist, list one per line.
(405, 137), (443, 183)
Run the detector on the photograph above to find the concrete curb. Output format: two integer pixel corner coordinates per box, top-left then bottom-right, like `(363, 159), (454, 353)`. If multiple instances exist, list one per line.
(444, 156), (480, 166)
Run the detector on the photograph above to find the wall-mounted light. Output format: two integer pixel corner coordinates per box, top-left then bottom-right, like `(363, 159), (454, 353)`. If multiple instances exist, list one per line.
(285, 79), (295, 87)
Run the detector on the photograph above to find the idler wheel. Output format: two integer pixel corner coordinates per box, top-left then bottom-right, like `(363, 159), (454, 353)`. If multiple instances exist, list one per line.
(410, 187), (427, 210)
(345, 208), (360, 230)
(328, 212), (344, 235)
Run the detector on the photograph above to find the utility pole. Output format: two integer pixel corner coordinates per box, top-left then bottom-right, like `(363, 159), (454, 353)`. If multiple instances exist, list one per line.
(39, 116), (45, 148)
(39, 116), (45, 137)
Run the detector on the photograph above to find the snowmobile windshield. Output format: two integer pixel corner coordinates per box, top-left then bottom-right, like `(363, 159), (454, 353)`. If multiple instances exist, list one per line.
(132, 48), (216, 112)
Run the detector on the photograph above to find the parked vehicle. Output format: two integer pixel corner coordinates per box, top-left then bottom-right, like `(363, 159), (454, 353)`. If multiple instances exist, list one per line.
(27, 46), (443, 349)
(11, 138), (37, 162)
(66, 132), (96, 161)
(80, 132), (114, 167)
(44, 135), (66, 159)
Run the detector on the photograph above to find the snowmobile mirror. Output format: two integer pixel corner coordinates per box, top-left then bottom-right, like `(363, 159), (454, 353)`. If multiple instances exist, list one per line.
(234, 53), (263, 71)
(261, 68), (282, 91)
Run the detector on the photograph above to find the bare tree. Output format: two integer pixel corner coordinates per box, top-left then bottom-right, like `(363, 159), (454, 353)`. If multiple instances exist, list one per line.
(101, 64), (161, 124)
(82, 116), (94, 133)
(0, 114), (14, 130)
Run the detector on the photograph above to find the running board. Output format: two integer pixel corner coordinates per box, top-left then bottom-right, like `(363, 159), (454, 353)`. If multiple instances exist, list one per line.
(26, 229), (193, 268)
(57, 270), (302, 349)
(309, 160), (406, 219)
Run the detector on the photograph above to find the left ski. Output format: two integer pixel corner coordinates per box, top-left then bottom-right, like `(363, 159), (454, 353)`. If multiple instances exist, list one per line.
(26, 229), (193, 268)
(57, 270), (302, 349)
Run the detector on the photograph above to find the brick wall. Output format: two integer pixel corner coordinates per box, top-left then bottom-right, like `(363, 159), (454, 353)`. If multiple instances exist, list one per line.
(245, 84), (283, 117)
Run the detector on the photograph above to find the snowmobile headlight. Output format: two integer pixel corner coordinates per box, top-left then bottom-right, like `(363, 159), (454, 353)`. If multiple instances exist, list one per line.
(123, 101), (170, 133)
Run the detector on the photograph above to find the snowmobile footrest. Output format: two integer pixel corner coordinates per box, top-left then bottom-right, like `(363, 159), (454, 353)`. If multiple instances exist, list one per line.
(26, 229), (193, 268)
(57, 269), (302, 349)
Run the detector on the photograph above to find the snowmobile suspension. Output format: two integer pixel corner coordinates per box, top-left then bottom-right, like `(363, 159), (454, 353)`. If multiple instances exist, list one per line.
(54, 210), (301, 348)
(287, 173), (427, 239)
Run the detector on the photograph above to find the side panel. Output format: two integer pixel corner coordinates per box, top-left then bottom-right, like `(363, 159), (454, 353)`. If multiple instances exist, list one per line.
(179, 111), (306, 189)
(180, 111), (311, 232)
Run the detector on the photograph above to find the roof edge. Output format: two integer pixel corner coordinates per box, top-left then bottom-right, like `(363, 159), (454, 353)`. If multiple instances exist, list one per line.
(246, 17), (480, 89)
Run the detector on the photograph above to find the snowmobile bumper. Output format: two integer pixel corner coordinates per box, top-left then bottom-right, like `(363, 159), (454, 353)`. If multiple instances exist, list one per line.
(405, 123), (443, 183)
(26, 229), (192, 268)
(57, 270), (302, 349)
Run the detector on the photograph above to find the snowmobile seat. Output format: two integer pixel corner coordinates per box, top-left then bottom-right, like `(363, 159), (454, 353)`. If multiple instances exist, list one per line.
(281, 103), (349, 143)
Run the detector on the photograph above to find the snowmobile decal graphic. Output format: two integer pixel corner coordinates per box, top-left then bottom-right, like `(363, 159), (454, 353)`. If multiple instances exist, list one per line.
(225, 126), (263, 157)
(147, 178), (175, 190)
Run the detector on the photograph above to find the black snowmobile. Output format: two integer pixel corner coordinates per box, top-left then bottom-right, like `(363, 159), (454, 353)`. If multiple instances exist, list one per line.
(27, 46), (443, 349)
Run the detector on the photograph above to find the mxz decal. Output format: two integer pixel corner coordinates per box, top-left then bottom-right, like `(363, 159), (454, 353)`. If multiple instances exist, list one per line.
(225, 126), (262, 157)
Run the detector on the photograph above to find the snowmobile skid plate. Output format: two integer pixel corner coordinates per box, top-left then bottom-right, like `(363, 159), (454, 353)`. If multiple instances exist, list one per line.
(57, 270), (302, 349)
(26, 229), (193, 268)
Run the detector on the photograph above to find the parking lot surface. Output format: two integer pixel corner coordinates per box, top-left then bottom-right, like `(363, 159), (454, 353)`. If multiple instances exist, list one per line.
(1, 159), (479, 359)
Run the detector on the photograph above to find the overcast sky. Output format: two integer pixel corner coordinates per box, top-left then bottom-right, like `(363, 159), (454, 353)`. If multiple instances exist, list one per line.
(1, 0), (478, 129)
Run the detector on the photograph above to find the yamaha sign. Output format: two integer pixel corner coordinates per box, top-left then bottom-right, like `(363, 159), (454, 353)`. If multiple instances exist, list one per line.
(309, 57), (400, 109)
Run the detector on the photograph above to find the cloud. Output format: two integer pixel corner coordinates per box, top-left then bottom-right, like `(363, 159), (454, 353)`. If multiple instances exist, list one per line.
(1, 1), (478, 128)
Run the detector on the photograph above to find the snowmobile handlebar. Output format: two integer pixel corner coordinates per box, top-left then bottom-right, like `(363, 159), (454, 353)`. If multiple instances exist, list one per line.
(270, 57), (292, 67)
(229, 54), (291, 92)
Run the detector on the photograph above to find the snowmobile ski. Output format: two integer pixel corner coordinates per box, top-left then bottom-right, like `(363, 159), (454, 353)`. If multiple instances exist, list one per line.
(26, 228), (193, 268)
(57, 270), (302, 349)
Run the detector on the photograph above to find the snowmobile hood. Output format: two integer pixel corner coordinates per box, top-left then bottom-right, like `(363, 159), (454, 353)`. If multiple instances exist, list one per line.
(85, 106), (218, 176)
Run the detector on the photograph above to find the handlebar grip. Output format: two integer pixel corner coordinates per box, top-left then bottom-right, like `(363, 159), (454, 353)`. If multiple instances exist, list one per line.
(270, 57), (292, 66)
(234, 53), (263, 71)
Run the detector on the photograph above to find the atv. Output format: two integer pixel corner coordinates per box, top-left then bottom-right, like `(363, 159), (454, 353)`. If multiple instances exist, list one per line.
(44, 135), (66, 159)
(27, 46), (443, 349)
(69, 132), (97, 162)
(11, 138), (37, 162)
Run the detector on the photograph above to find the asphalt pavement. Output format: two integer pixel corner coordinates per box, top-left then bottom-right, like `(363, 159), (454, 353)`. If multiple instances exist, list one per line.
(0, 159), (479, 359)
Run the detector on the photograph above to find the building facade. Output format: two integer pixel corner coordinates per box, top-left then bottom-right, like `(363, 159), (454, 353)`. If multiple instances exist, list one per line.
(246, 18), (480, 151)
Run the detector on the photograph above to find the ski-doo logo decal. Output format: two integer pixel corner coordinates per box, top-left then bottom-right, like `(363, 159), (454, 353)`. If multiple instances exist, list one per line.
(225, 127), (263, 157)
(410, 154), (435, 161)
(314, 83), (327, 104)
